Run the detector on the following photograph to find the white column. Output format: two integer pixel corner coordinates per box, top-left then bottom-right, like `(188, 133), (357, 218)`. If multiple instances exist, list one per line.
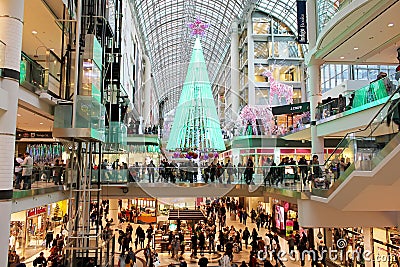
(247, 17), (255, 106)
(143, 55), (152, 127)
(363, 228), (373, 267)
(0, 0), (24, 264)
(109, 199), (119, 223)
(230, 20), (240, 121)
(309, 63), (324, 159)
(306, 0), (324, 159)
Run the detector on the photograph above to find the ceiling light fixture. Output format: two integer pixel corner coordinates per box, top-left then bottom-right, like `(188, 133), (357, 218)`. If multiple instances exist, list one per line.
(340, 56), (345, 59)
(354, 47), (359, 50)
(39, 122), (44, 125)
(32, 30), (38, 35)
(388, 23), (394, 27)
(17, 114), (21, 117)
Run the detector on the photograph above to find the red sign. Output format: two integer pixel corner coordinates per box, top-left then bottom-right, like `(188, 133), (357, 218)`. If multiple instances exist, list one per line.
(256, 149), (274, 154)
(240, 149), (255, 154)
(296, 149), (311, 154)
(280, 149), (295, 154)
(27, 206), (47, 217)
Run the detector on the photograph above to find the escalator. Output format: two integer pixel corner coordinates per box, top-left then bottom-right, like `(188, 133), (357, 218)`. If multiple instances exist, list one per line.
(310, 81), (400, 211)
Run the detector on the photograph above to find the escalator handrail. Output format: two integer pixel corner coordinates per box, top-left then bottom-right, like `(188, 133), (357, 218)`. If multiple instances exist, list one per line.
(324, 83), (400, 165)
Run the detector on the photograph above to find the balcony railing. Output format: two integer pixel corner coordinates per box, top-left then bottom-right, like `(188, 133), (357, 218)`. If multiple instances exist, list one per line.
(316, 72), (400, 121)
(19, 51), (61, 97)
(75, 164), (329, 193)
(313, 84), (400, 197)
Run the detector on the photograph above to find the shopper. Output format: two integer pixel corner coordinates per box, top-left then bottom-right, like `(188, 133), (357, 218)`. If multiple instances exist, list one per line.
(14, 154), (24, 189)
(85, 258), (96, 267)
(147, 160), (155, 183)
(21, 152), (33, 190)
(179, 256), (187, 267)
(198, 256), (209, 267)
(242, 227), (250, 249)
(33, 252), (47, 267)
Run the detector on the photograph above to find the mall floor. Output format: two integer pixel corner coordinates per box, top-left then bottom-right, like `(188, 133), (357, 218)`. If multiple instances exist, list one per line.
(22, 208), (307, 267)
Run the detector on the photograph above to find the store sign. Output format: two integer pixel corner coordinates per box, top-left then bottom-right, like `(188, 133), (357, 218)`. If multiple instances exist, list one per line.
(275, 205), (285, 230)
(296, 0), (308, 44)
(17, 132), (53, 139)
(27, 206), (46, 217)
(272, 102), (310, 115)
(286, 220), (294, 236)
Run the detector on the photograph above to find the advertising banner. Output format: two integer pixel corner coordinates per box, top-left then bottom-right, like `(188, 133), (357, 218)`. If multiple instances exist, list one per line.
(296, 0), (308, 44)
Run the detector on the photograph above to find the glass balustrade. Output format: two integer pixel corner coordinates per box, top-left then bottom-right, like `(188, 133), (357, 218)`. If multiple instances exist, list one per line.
(82, 164), (326, 192)
(317, 72), (399, 121)
(19, 52), (62, 97)
(314, 84), (400, 196)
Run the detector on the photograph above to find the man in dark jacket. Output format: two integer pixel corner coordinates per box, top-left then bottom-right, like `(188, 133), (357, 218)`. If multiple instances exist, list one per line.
(33, 252), (47, 267)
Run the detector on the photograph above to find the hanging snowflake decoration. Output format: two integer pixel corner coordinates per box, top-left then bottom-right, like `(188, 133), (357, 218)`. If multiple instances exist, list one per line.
(188, 17), (209, 37)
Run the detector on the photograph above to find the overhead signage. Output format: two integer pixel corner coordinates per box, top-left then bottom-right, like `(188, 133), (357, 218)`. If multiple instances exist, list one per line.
(272, 102), (310, 115)
(296, 0), (308, 44)
(17, 132), (53, 139)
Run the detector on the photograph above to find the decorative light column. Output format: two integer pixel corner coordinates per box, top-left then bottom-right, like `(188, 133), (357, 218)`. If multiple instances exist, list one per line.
(230, 20), (240, 122)
(0, 0), (24, 265)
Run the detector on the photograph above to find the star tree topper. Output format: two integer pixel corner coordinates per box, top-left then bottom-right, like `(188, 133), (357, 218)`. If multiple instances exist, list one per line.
(188, 17), (209, 36)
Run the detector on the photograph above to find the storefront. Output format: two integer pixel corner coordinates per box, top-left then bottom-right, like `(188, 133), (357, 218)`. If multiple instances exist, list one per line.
(272, 199), (299, 236)
(9, 200), (69, 259)
(271, 102), (310, 134)
(130, 198), (157, 224)
(373, 228), (400, 267)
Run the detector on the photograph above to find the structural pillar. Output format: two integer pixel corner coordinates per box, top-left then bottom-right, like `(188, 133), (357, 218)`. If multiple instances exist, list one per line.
(309, 63), (324, 159)
(363, 228), (373, 267)
(306, 0), (324, 160)
(0, 0), (24, 265)
(109, 199), (119, 223)
(230, 20), (240, 122)
(143, 55), (152, 127)
(247, 16), (256, 106)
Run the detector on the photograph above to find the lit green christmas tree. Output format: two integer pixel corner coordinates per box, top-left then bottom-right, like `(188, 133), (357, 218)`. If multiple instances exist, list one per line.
(167, 37), (225, 152)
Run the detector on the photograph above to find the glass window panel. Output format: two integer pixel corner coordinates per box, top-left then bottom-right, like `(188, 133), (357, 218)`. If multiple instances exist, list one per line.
(255, 88), (269, 105)
(252, 18), (271, 34)
(254, 41), (269, 59)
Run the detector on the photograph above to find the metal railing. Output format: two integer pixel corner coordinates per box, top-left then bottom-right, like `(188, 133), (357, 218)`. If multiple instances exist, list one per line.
(83, 164), (330, 192)
(13, 165), (64, 191)
(316, 72), (399, 121)
(20, 51), (61, 97)
(314, 82), (400, 196)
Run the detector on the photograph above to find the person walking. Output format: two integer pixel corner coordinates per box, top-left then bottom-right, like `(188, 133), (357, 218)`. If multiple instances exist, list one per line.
(147, 160), (155, 183)
(298, 156), (308, 187)
(242, 227), (250, 249)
